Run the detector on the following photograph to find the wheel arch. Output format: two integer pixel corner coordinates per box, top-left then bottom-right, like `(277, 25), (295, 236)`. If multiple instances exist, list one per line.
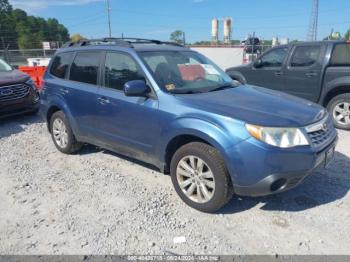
(45, 96), (77, 134)
(159, 117), (239, 174)
(322, 85), (350, 107)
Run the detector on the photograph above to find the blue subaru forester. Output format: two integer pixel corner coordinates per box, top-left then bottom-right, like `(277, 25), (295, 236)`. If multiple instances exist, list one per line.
(40, 38), (338, 213)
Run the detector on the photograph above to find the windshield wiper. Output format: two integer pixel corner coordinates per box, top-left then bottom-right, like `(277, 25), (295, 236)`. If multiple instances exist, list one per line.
(169, 89), (202, 94)
(208, 84), (234, 92)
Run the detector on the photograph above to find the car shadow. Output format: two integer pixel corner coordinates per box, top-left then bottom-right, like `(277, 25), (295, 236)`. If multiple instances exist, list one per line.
(0, 113), (43, 139)
(221, 151), (350, 214)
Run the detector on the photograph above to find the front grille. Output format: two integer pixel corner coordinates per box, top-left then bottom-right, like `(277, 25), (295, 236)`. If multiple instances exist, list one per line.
(0, 84), (30, 102)
(306, 116), (336, 147)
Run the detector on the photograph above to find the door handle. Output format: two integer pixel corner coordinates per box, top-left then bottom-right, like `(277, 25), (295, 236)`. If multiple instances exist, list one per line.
(59, 88), (69, 95)
(305, 72), (317, 77)
(275, 71), (283, 76)
(98, 97), (110, 105)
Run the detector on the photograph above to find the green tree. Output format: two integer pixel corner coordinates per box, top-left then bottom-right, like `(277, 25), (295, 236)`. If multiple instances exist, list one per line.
(0, 0), (11, 12)
(0, 0), (69, 49)
(170, 30), (185, 44)
(345, 29), (350, 40)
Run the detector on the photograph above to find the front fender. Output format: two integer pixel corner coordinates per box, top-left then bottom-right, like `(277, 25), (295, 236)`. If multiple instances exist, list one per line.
(157, 116), (249, 165)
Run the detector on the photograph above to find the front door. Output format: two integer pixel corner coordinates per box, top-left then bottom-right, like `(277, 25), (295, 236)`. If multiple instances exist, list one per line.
(95, 51), (160, 161)
(247, 47), (289, 91)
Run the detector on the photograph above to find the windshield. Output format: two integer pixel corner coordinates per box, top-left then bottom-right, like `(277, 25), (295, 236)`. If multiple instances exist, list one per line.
(139, 51), (234, 94)
(0, 59), (12, 72)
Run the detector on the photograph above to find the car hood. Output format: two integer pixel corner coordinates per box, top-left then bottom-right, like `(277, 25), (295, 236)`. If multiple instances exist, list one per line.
(175, 85), (325, 127)
(0, 70), (30, 86)
(226, 63), (251, 72)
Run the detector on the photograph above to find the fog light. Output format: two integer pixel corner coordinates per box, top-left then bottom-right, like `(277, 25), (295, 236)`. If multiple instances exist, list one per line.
(270, 178), (287, 192)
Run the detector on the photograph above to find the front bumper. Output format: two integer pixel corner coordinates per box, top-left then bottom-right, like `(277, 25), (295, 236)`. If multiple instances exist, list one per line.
(0, 91), (39, 119)
(225, 134), (338, 197)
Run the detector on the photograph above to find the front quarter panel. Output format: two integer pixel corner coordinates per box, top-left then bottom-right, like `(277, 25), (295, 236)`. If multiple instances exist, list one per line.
(157, 111), (250, 168)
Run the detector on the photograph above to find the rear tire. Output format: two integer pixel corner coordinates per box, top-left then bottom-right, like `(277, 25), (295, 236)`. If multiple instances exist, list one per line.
(49, 111), (82, 154)
(327, 93), (350, 130)
(170, 142), (233, 213)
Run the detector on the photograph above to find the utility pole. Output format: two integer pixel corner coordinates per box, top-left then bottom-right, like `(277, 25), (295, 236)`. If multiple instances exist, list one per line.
(106, 0), (112, 38)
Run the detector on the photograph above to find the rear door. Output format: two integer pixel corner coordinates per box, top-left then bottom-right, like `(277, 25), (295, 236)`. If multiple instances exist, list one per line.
(66, 51), (103, 138)
(282, 44), (325, 102)
(247, 46), (289, 91)
(95, 51), (160, 160)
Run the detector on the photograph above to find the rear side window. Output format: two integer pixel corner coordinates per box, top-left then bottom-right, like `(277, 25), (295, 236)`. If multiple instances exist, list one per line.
(330, 44), (350, 66)
(50, 53), (74, 79)
(291, 46), (320, 67)
(70, 52), (101, 85)
(103, 52), (145, 91)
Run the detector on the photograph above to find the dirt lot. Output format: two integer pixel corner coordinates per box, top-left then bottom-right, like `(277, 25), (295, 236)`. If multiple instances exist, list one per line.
(0, 114), (349, 255)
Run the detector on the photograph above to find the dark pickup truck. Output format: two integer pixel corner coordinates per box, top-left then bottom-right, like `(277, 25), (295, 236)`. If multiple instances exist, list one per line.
(227, 41), (350, 130)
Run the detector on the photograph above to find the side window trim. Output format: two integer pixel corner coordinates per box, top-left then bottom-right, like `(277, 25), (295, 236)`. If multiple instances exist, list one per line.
(100, 50), (157, 97)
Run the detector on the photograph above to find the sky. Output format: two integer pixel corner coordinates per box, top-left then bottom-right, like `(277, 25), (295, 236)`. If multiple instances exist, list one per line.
(9, 0), (350, 43)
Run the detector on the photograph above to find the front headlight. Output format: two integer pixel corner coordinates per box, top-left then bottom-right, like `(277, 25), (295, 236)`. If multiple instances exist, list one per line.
(246, 124), (309, 148)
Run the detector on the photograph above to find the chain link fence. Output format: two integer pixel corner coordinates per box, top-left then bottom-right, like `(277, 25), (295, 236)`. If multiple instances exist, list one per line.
(0, 49), (57, 67)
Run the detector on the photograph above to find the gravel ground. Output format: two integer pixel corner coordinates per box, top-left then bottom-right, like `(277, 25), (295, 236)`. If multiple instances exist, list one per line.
(0, 114), (349, 255)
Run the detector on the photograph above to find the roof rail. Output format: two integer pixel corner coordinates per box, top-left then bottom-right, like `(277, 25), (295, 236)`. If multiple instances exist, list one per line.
(61, 37), (184, 48)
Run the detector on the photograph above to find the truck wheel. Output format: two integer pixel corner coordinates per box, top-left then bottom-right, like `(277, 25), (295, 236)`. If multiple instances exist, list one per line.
(327, 93), (350, 130)
(170, 142), (233, 213)
(50, 111), (82, 154)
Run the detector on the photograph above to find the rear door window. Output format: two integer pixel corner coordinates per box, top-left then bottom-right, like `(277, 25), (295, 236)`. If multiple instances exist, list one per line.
(291, 45), (320, 67)
(69, 52), (101, 85)
(330, 43), (350, 66)
(50, 53), (74, 79)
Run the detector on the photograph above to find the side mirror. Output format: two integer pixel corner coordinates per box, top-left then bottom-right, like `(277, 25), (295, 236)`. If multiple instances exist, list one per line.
(254, 59), (263, 68)
(123, 80), (150, 97)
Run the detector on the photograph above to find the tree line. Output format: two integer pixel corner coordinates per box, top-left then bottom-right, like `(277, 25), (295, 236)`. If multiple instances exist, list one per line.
(0, 0), (69, 50)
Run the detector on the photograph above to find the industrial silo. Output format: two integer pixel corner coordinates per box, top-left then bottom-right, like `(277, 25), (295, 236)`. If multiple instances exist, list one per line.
(223, 18), (232, 44)
(211, 18), (219, 44)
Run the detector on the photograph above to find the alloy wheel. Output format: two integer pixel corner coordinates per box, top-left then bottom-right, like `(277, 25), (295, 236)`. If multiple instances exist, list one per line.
(333, 102), (350, 126)
(176, 155), (215, 203)
(52, 118), (68, 148)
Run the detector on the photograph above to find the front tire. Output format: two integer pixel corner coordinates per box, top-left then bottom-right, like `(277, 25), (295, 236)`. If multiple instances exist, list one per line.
(170, 142), (233, 213)
(50, 111), (82, 154)
(327, 93), (350, 130)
